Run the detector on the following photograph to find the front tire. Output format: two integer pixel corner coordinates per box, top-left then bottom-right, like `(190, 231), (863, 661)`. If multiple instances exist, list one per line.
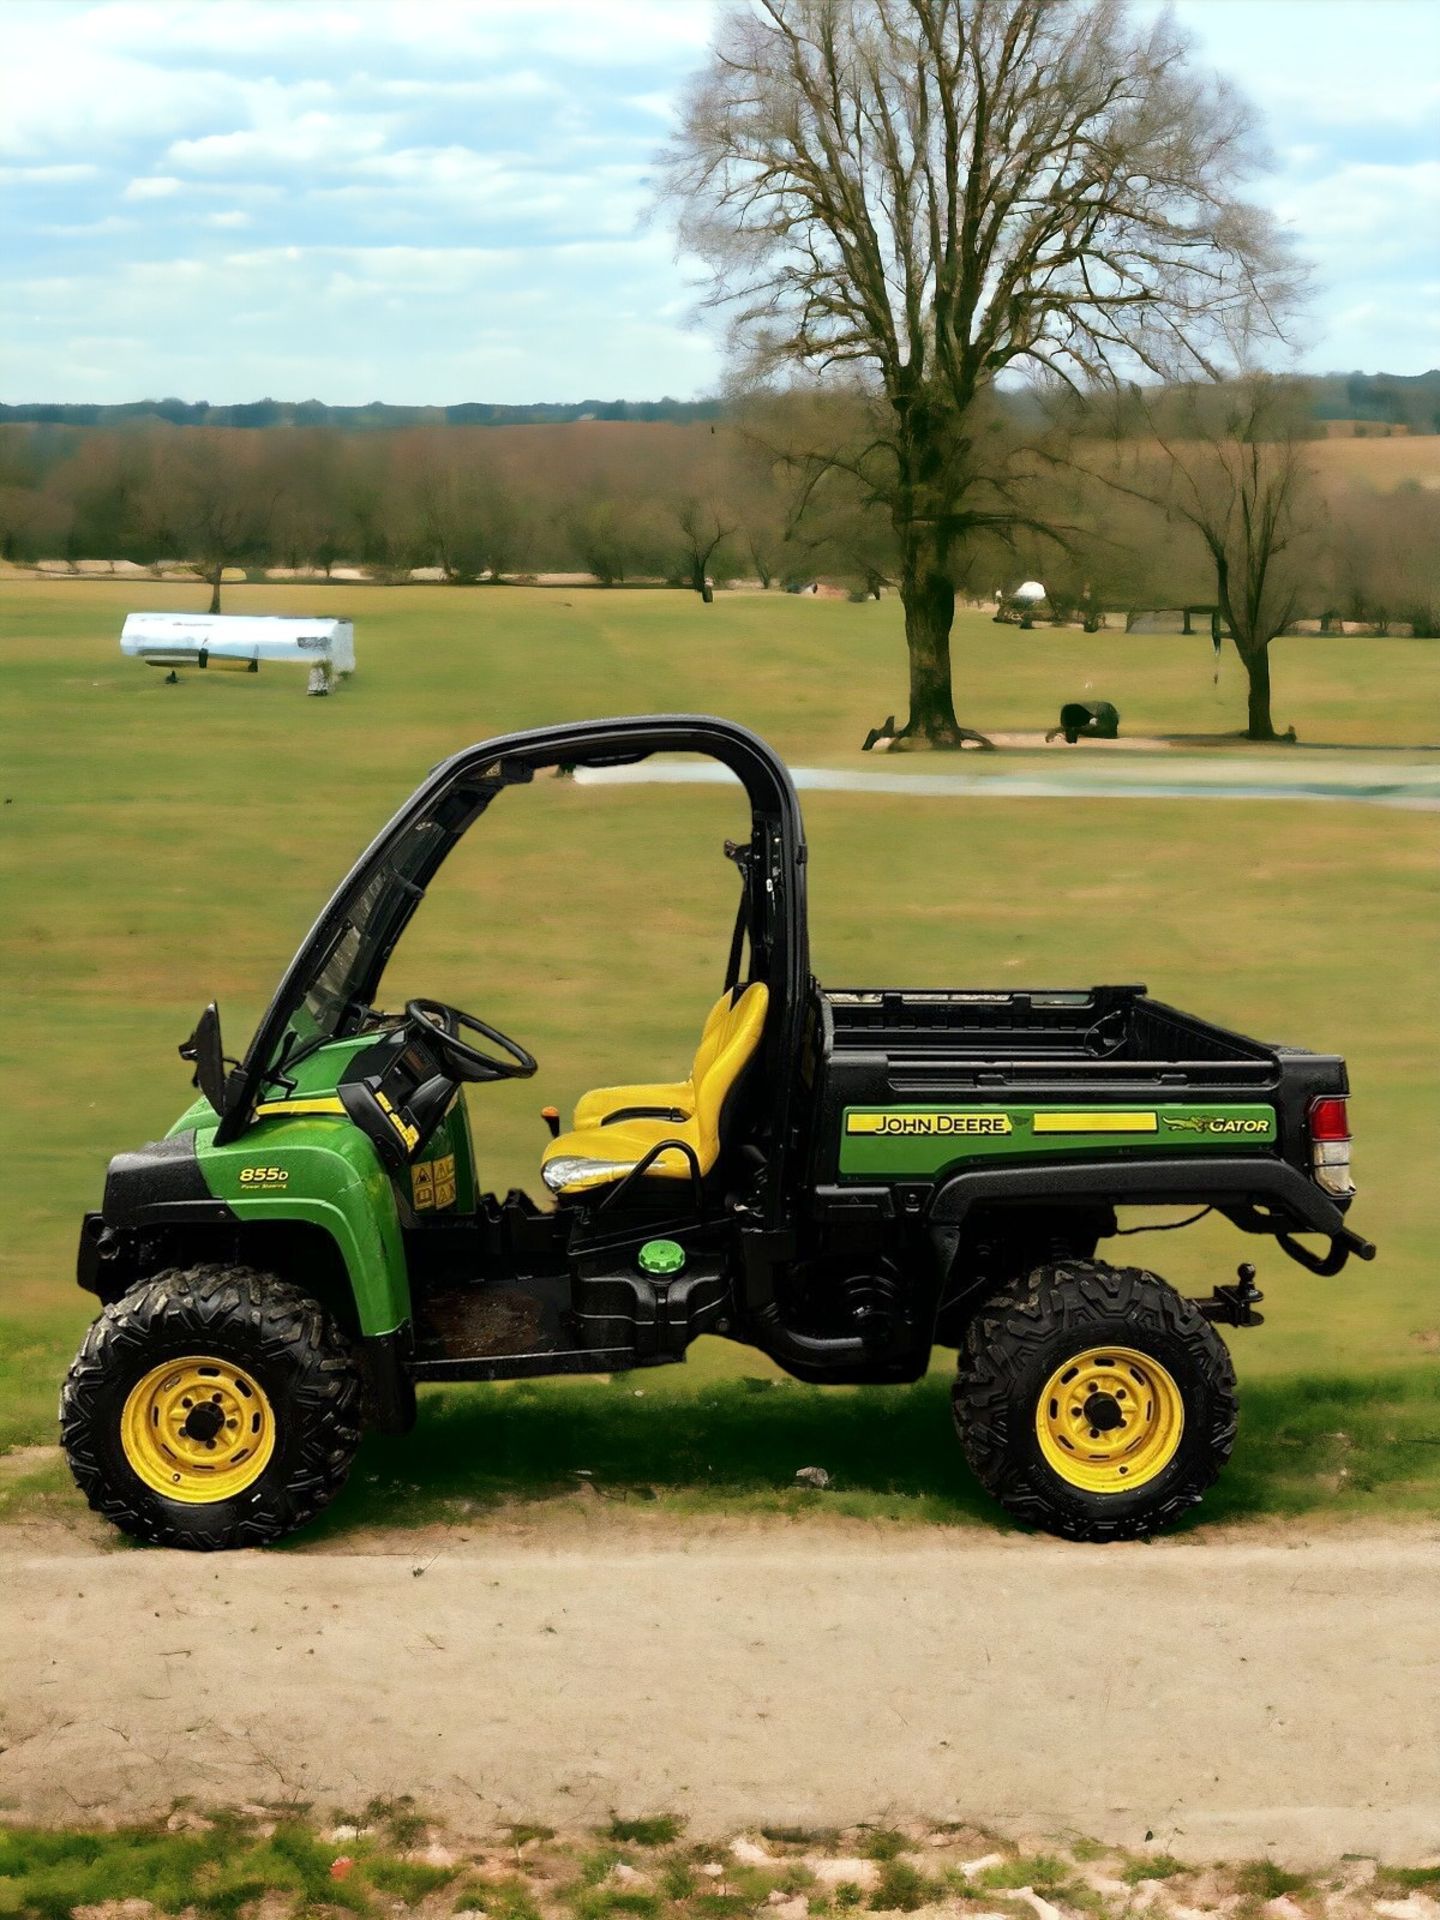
(952, 1260), (1237, 1541)
(61, 1265), (362, 1550)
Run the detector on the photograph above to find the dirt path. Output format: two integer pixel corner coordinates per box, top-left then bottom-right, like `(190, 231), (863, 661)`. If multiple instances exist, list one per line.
(2, 1523), (1436, 1863)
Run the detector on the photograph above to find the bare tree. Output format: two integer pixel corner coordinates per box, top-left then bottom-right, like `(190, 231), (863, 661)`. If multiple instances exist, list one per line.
(1324, 481), (1440, 640)
(672, 495), (737, 599)
(389, 434), (522, 582)
(1114, 376), (1320, 738)
(0, 425), (73, 561)
(567, 491), (659, 584)
(739, 383), (900, 595)
(659, 0), (1298, 744)
(269, 429), (354, 575)
(140, 430), (277, 610)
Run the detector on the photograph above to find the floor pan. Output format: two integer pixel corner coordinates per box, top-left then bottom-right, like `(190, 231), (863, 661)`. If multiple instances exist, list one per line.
(413, 1280), (567, 1361)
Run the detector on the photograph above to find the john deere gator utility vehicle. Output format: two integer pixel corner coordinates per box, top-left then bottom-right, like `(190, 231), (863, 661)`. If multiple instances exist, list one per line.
(63, 716), (1374, 1549)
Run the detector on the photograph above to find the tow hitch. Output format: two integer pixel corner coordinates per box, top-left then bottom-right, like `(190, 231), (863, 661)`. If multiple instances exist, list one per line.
(1198, 1264), (1266, 1328)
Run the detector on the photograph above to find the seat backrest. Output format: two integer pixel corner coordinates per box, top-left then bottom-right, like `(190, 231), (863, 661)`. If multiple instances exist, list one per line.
(690, 982), (769, 1171)
(689, 988), (739, 1087)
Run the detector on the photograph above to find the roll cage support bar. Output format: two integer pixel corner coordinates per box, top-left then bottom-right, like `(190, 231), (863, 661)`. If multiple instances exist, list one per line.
(214, 716), (811, 1223)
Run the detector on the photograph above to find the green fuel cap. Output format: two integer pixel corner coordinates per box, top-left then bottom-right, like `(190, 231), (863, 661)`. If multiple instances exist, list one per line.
(638, 1238), (686, 1279)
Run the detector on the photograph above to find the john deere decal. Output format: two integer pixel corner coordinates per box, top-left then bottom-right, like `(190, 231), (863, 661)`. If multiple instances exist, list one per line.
(846, 1112), (1013, 1137)
(839, 1103), (1277, 1176)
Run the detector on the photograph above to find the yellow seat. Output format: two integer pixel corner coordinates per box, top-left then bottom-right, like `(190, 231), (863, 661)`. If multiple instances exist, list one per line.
(571, 989), (734, 1131)
(543, 984), (769, 1198)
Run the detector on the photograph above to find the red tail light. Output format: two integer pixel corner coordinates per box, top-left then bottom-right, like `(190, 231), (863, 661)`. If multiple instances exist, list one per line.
(1309, 1096), (1354, 1197)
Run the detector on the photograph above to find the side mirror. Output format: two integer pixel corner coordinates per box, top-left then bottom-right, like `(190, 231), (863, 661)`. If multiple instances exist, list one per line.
(179, 1002), (228, 1114)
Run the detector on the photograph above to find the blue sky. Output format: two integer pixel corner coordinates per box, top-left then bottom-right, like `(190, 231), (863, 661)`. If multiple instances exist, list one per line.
(2, 0), (1437, 404)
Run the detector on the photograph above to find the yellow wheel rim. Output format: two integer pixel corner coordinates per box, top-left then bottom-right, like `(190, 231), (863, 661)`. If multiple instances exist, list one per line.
(121, 1356), (275, 1504)
(1035, 1346), (1184, 1494)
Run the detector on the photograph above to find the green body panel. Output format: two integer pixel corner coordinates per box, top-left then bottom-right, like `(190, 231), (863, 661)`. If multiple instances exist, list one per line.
(164, 1038), (377, 1140)
(167, 1093), (220, 1139)
(162, 1035), (480, 1338)
(200, 1115), (410, 1336)
(262, 1035), (375, 1099)
(839, 1102), (1278, 1179)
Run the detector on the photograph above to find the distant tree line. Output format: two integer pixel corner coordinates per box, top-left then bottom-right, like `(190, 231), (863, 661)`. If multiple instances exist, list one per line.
(2, 391), (1436, 736)
(0, 397), (726, 432)
(1311, 371), (1440, 435)
(0, 417), (796, 610)
(3, 368), (1435, 436)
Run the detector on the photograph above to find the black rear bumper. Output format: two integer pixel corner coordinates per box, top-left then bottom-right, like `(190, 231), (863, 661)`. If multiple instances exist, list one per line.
(927, 1155), (1375, 1276)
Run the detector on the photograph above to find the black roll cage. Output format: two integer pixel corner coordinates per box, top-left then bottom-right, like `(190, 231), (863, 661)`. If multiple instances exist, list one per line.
(215, 715), (811, 1222)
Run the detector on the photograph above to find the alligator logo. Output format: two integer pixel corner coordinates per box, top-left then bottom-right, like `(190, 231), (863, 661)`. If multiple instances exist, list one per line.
(1162, 1115), (1271, 1136)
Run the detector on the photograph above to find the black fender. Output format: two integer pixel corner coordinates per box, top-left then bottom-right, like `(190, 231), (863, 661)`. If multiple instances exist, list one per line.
(101, 1133), (236, 1229)
(926, 1156), (1374, 1280)
(79, 1136), (237, 1301)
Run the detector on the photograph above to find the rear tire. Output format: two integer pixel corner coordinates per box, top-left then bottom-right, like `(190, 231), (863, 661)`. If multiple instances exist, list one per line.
(61, 1265), (362, 1550)
(952, 1260), (1237, 1541)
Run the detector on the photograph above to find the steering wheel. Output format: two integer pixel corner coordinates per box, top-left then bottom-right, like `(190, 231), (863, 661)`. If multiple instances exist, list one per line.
(405, 998), (538, 1084)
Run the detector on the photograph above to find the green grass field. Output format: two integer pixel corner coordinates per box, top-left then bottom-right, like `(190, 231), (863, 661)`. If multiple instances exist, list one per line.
(1, 580), (1436, 1528)
(7, 1802), (1436, 1918)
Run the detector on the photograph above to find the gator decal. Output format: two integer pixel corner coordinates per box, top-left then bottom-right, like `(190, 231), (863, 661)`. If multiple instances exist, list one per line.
(839, 1104), (1277, 1177)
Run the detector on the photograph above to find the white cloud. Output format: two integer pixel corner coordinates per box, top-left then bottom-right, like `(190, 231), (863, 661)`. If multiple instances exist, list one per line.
(625, 90), (683, 121)
(1255, 74), (1440, 129)
(0, 13), (339, 160)
(0, 162), (101, 183)
(311, 142), (649, 234)
(369, 71), (560, 101)
(1164, 0), (1440, 127)
(34, 215), (134, 237)
(0, 30), (215, 157)
(76, 0), (715, 67)
(0, 225), (721, 403)
(1277, 161), (1440, 255)
(123, 174), (183, 199)
(168, 111), (390, 173)
(71, 0), (373, 58)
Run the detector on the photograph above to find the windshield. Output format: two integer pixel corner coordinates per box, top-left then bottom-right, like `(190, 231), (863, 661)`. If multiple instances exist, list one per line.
(296, 821), (452, 1046)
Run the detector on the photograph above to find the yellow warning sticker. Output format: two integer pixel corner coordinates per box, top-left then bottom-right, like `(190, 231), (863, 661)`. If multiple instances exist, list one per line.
(377, 1091), (421, 1153)
(411, 1153), (456, 1211)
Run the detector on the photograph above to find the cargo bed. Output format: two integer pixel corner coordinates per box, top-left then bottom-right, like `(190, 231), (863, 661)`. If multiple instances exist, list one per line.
(820, 983), (1277, 1086)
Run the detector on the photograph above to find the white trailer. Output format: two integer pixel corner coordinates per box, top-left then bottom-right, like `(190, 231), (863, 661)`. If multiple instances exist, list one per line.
(120, 613), (356, 694)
